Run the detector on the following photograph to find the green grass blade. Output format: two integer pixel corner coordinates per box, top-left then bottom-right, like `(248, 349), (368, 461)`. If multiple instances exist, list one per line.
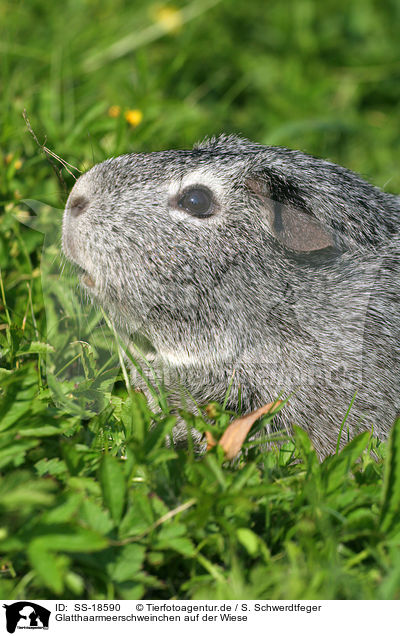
(380, 417), (400, 534)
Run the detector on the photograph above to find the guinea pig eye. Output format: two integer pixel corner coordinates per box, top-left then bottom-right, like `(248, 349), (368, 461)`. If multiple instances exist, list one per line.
(178, 187), (214, 218)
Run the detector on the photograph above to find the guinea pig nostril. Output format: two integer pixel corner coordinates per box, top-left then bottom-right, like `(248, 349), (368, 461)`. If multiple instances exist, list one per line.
(69, 196), (89, 218)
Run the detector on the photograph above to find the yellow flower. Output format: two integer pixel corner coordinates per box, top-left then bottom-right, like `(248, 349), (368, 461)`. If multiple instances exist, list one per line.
(153, 5), (182, 33)
(125, 109), (143, 127)
(14, 159), (23, 170)
(108, 105), (121, 118)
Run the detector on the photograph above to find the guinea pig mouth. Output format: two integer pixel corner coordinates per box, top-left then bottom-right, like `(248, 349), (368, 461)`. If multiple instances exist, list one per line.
(82, 273), (96, 288)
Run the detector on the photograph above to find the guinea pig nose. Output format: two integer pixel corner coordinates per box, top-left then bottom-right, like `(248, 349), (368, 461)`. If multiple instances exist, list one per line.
(68, 195), (89, 218)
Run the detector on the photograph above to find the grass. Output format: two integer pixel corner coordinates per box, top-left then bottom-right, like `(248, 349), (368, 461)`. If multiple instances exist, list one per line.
(1, 0), (400, 600)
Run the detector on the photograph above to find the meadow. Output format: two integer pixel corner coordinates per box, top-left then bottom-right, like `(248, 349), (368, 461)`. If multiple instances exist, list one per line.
(1, 0), (400, 599)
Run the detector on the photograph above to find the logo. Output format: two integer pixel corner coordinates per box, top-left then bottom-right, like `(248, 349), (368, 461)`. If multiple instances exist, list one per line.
(2, 603), (50, 634)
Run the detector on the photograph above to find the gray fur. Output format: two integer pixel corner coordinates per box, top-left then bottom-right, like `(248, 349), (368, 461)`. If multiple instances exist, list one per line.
(62, 135), (400, 456)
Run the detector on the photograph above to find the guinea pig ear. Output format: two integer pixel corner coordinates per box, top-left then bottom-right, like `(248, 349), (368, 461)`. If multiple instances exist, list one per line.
(247, 176), (335, 253)
(272, 201), (334, 252)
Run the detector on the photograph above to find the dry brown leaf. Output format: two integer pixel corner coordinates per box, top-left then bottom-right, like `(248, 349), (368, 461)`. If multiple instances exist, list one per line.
(205, 430), (217, 451)
(218, 400), (282, 460)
